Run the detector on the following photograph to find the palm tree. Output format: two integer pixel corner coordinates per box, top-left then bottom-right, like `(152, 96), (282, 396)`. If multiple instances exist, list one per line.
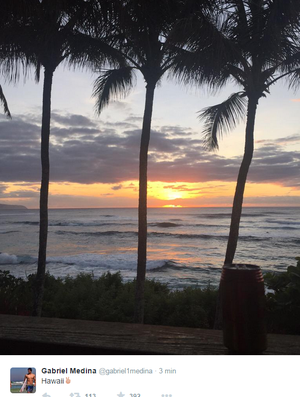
(92, 0), (213, 323)
(3, 0), (119, 316)
(171, 0), (300, 330)
(193, 0), (300, 265)
(15, 0), (90, 316)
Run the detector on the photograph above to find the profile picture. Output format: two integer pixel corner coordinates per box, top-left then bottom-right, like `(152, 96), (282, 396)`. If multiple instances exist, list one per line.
(10, 368), (36, 393)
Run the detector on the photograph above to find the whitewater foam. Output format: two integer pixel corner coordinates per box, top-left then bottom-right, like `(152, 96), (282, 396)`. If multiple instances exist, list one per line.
(0, 252), (18, 264)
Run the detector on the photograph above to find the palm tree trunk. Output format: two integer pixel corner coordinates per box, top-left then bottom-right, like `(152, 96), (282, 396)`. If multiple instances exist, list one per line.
(32, 67), (54, 317)
(224, 95), (259, 265)
(213, 95), (259, 329)
(134, 80), (156, 324)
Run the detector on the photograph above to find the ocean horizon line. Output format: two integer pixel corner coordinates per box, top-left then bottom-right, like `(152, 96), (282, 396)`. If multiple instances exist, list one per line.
(2, 205), (300, 210)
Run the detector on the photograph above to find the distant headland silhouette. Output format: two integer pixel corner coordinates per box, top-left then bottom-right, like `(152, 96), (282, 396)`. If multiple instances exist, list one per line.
(0, 203), (28, 210)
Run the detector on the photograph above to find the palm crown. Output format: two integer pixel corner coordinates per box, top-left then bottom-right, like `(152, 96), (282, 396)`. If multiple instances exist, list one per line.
(93, 0), (183, 111)
(197, 0), (300, 149)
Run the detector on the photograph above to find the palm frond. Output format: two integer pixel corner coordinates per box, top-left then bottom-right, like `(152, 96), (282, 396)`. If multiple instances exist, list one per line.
(168, 7), (243, 90)
(199, 91), (246, 150)
(67, 31), (127, 71)
(92, 66), (135, 114)
(0, 85), (11, 118)
(34, 60), (41, 83)
(288, 68), (300, 91)
(280, 48), (300, 72)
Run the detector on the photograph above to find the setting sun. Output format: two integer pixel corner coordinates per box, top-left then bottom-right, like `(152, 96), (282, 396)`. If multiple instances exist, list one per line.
(163, 204), (183, 208)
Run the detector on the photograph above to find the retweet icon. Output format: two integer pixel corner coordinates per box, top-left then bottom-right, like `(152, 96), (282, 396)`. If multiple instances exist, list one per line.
(66, 377), (71, 384)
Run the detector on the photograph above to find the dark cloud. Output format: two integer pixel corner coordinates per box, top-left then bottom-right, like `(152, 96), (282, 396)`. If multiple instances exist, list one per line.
(160, 125), (193, 136)
(0, 190), (39, 198)
(0, 183), (39, 198)
(256, 134), (300, 145)
(0, 112), (299, 190)
(0, 184), (8, 195)
(52, 113), (97, 128)
(50, 126), (100, 138)
(163, 184), (187, 189)
(111, 184), (123, 191)
(125, 115), (143, 123)
(102, 121), (138, 130)
(162, 184), (202, 192)
(0, 118), (40, 144)
(248, 145), (300, 188)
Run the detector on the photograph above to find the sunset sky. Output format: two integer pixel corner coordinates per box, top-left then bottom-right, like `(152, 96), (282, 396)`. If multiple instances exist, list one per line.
(0, 64), (300, 208)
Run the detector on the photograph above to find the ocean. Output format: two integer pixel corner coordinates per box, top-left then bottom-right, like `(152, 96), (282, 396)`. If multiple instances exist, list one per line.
(0, 207), (299, 289)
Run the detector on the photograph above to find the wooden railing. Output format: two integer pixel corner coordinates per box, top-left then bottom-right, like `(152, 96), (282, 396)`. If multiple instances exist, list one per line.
(1, 314), (299, 354)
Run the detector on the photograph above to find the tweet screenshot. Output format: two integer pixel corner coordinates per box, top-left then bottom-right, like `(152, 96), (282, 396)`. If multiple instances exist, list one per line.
(1, 0), (300, 396)
(3, 355), (299, 397)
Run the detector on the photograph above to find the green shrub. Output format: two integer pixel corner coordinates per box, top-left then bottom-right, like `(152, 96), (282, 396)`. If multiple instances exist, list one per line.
(264, 257), (300, 334)
(0, 271), (32, 315)
(3, 260), (300, 335)
(0, 270), (217, 328)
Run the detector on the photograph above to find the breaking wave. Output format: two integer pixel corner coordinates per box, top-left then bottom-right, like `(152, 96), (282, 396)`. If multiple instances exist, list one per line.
(150, 222), (181, 228)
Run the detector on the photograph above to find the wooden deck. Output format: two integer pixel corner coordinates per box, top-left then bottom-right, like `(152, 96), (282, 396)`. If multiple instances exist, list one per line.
(1, 314), (300, 354)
